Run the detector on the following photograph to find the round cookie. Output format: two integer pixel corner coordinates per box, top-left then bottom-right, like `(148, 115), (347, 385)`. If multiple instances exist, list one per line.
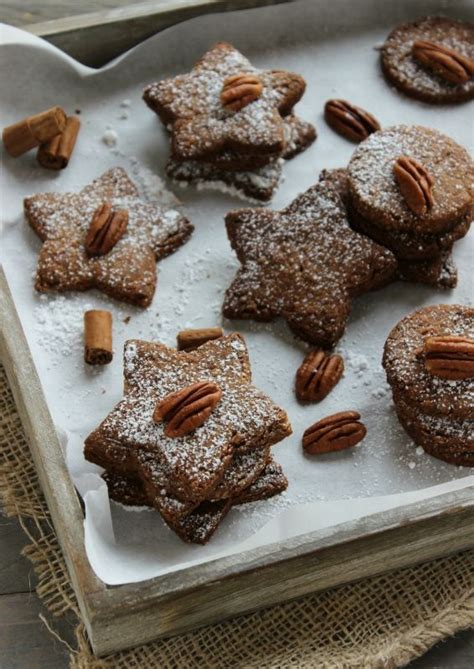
(393, 392), (474, 455)
(381, 16), (474, 104)
(347, 125), (474, 235)
(396, 252), (457, 289)
(393, 404), (474, 466)
(348, 202), (472, 261)
(383, 304), (474, 420)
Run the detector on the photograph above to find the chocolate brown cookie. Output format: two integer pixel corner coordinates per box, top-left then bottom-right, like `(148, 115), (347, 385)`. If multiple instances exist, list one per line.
(167, 157), (284, 202)
(24, 167), (193, 307)
(318, 167), (468, 289)
(223, 181), (397, 346)
(191, 115), (316, 172)
(143, 42), (307, 162)
(396, 252), (457, 289)
(381, 16), (474, 104)
(134, 444), (271, 523)
(85, 334), (291, 504)
(103, 459), (287, 509)
(103, 459), (288, 544)
(166, 115), (315, 202)
(383, 304), (474, 466)
(347, 125), (473, 236)
(393, 392), (474, 455)
(317, 168), (351, 206)
(348, 201), (472, 261)
(384, 304), (474, 419)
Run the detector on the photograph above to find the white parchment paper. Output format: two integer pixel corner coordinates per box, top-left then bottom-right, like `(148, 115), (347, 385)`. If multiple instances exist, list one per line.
(1, 0), (473, 585)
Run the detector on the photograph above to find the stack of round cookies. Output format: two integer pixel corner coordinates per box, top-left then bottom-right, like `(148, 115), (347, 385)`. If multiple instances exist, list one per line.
(346, 125), (473, 289)
(383, 304), (474, 465)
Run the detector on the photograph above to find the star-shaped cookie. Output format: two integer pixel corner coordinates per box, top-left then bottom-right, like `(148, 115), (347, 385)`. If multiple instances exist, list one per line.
(166, 115), (317, 202)
(223, 183), (397, 347)
(143, 42), (306, 161)
(24, 167), (193, 307)
(84, 334), (291, 505)
(102, 459), (288, 544)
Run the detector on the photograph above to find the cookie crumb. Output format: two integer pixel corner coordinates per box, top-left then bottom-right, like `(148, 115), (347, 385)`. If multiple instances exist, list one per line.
(102, 128), (118, 147)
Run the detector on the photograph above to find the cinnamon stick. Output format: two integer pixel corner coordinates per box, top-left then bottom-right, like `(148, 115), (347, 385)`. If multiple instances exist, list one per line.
(37, 116), (81, 169)
(84, 310), (113, 365)
(2, 106), (67, 157)
(177, 327), (224, 351)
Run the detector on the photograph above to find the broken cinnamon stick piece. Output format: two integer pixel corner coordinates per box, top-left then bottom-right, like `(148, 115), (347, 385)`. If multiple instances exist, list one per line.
(37, 116), (81, 169)
(84, 310), (113, 365)
(2, 106), (67, 157)
(177, 327), (224, 351)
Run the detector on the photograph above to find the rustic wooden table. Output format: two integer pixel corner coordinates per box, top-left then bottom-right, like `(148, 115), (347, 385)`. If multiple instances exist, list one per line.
(1, 3), (473, 667)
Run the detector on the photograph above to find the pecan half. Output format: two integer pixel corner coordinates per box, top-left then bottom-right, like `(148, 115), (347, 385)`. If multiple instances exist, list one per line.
(324, 99), (380, 142)
(85, 202), (128, 256)
(153, 381), (222, 438)
(221, 73), (263, 112)
(303, 411), (366, 455)
(295, 350), (344, 402)
(412, 40), (474, 85)
(424, 335), (474, 380)
(393, 156), (434, 216)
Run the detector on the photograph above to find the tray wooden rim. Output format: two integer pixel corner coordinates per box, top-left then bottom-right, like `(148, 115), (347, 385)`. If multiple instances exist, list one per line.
(1, 266), (473, 655)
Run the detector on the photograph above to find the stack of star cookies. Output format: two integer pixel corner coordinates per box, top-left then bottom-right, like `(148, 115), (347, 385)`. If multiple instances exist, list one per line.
(346, 125), (473, 289)
(84, 333), (291, 543)
(143, 42), (316, 202)
(383, 304), (474, 466)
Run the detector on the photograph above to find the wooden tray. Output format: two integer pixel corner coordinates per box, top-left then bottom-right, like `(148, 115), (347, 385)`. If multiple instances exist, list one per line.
(2, 1), (474, 657)
(23, 0), (294, 66)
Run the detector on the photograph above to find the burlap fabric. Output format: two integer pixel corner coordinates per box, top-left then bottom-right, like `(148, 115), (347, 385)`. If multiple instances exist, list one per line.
(0, 365), (473, 669)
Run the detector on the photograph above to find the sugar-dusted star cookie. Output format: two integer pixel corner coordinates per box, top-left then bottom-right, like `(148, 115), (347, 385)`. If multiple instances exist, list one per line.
(223, 183), (397, 347)
(24, 167), (193, 307)
(166, 115), (317, 202)
(102, 458), (288, 544)
(84, 334), (291, 505)
(143, 42), (307, 162)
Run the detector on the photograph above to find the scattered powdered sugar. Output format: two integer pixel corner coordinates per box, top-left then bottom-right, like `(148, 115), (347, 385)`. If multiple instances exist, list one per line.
(343, 350), (368, 377)
(128, 159), (183, 210)
(34, 295), (89, 359)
